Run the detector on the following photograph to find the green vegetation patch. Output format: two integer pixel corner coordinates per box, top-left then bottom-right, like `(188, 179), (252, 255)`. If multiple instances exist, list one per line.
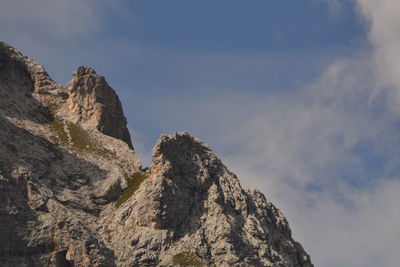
(44, 102), (116, 158)
(45, 102), (68, 144)
(171, 251), (204, 267)
(115, 172), (148, 208)
(67, 122), (115, 157)
(67, 122), (93, 150)
(49, 116), (69, 144)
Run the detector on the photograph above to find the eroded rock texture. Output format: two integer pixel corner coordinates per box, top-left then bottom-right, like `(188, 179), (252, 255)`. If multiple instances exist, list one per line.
(66, 66), (133, 148)
(0, 41), (312, 266)
(104, 133), (312, 266)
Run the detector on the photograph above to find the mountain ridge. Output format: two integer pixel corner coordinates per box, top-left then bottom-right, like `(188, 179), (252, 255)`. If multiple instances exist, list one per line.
(0, 41), (312, 266)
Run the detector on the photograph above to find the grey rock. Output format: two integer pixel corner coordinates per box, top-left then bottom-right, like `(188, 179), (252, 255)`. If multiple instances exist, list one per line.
(0, 41), (312, 266)
(105, 132), (312, 266)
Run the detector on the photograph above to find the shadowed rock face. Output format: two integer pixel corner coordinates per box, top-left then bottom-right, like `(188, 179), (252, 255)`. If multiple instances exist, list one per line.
(0, 41), (313, 267)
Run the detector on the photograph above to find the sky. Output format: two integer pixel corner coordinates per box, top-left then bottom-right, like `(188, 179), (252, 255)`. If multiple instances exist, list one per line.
(1, 0), (400, 266)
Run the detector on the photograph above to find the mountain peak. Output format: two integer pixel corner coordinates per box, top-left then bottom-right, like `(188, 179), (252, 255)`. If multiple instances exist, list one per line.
(74, 65), (98, 76)
(0, 42), (312, 266)
(104, 131), (313, 266)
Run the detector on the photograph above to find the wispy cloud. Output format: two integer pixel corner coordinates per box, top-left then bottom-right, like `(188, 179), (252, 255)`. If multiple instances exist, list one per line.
(222, 57), (400, 266)
(217, 1), (400, 266)
(356, 0), (400, 111)
(0, 0), (98, 41)
(1, 1), (399, 266)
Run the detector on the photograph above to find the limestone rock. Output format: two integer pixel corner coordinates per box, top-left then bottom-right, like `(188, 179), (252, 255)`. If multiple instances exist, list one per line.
(105, 132), (312, 266)
(0, 41), (312, 266)
(0, 41), (61, 95)
(0, 41), (140, 266)
(66, 66), (133, 148)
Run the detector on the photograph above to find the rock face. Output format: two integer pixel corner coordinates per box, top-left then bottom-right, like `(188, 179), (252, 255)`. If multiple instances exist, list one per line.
(0, 41), (312, 266)
(104, 133), (312, 266)
(67, 66), (133, 149)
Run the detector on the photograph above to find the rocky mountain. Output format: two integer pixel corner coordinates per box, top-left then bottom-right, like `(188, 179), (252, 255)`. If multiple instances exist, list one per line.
(0, 41), (313, 266)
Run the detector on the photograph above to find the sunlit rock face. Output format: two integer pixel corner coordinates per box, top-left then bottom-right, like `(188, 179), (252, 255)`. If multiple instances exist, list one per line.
(66, 65), (133, 149)
(0, 41), (312, 267)
(105, 132), (313, 266)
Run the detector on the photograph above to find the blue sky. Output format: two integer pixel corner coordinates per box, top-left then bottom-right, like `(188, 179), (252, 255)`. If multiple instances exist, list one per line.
(109, 1), (362, 50)
(2, 1), (400, 266)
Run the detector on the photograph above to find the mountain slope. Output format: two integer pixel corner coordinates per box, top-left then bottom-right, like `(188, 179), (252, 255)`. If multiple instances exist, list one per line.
(0, 41), (312, 266)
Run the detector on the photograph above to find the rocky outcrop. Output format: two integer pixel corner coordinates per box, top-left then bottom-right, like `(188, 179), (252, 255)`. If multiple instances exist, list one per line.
(103, 132), (312, 266)
(0, 41), (59, 123)
(66, 66), (133, 148)
(0, 41), (133, 149)
(0, 42), (312, 266)
(0, 41), (59, 95)
(0, 41), (140, 266)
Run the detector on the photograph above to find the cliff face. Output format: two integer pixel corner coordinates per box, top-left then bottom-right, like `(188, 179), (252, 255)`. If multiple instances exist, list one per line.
(66, 66), (133, 149)
(0, 41), (312, 266)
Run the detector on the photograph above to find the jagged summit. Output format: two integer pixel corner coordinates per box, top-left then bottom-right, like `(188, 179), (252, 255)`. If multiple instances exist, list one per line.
(101, 131), (312, 266)
(0, 42), (312, 266)
(74, 65), (98, 76)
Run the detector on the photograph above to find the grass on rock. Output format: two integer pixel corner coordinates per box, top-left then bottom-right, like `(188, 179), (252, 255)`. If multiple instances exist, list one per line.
(115, 172), (148, 208)
(44, 101), (115, 157)
(49, 117), (68, 144)
(67, 122), (114, 157)
(46, 102), (68, 144)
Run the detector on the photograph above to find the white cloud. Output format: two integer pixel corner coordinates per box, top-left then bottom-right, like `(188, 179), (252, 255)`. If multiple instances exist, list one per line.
(215, 1), (400, 266)
(355, 0), (400, 112)
(222, 66), (400, 266)
(292, 179), (400, 267)
(0, 0), (100, 41)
